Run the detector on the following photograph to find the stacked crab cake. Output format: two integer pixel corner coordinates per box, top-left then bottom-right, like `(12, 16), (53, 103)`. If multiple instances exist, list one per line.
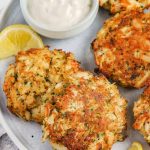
(99, 0), (150, 14)
(92, 9), (150, 88)
(3, 47), (81, 123)
(133, 86), (150, 143)
(3, 46), (128, 149)
(43, 75), (127, 150)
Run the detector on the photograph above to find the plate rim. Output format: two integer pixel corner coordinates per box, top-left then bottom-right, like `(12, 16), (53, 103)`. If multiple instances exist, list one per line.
(0, 0), (28, 149)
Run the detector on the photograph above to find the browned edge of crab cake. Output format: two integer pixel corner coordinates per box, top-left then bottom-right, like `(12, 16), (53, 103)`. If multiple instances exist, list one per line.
(99, 0), (111, 11)
(3, 47), (81, 123)
(92, 9), (150, 88)
(99, 0), (150, 14)
(133, 86), (150, 143)
(43, 75), (127, 150)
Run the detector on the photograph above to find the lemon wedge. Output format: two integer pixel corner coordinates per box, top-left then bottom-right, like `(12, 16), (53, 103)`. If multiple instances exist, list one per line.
(0, 24), (44, 59)
(128, 142), (143, 150)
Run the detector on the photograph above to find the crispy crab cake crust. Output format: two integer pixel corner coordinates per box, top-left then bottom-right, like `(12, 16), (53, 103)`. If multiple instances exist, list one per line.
(3, 47), (83, 123)
(92, 9), (150, 88)
(99, 0), (150, 14)
(133, 86), (150, 143)
(43, 75), (127, 150)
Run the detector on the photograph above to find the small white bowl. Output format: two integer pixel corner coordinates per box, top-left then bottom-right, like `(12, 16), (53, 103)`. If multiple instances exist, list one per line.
(20, 0), (99, 39)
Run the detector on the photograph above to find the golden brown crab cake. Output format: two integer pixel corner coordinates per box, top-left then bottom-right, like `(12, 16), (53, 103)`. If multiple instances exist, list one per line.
(3, 47), (82, 123)
(99, 0), (150, 14)
(92, 9), (150, 88)
(43, 75), (127, 150)
(133, 86), (150, 143)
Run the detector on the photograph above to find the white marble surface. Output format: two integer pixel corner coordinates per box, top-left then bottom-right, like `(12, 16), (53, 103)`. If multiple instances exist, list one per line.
(0, 125), (6, 137)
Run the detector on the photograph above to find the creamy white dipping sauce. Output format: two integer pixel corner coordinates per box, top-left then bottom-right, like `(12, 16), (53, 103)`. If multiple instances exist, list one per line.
(28, 0), (92, 30)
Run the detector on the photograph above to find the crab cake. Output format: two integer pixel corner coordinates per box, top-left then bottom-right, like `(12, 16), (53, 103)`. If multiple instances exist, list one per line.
(99, 0), (150, 14)
(3, 47), (83, 123)
(43, 75), (127, 150)
(133, 86), (150, 143)
(92, 9), (150, 88)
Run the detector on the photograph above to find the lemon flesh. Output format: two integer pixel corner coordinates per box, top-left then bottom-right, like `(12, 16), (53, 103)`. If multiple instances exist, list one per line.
(128, 142), (143, 150)
(0, 24), (44, 59)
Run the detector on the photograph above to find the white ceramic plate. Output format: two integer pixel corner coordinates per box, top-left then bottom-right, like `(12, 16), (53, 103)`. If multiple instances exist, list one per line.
(0, 0), (149, 150)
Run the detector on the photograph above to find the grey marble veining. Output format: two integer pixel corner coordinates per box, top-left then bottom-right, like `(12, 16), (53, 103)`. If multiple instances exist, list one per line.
(0, 126), (18, 150)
